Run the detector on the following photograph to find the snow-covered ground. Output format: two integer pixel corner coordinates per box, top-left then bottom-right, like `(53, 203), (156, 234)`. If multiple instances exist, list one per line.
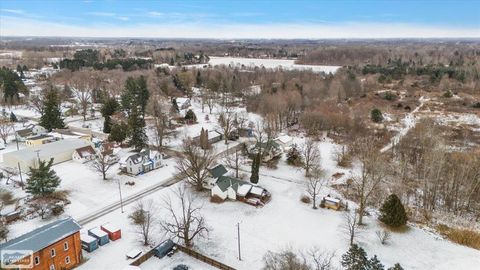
(184, 56), (341, 74)
(72, 137), (480, 270)
(140, 253), (217, 270)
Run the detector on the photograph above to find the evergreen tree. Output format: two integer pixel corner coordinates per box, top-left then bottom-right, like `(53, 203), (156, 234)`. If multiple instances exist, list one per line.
(9, 112), (17, 122)
(101, 97), (118, 133)
(39, 87), (65, 131)
(171, 98), (180, 113)
(185, 109), (197, 123)
(286, 145), (303, 166)
(0, 221), (8, 242)
(371, 108), (383, 123)
(121, 76), (149, 117)
(250, 152), (260, 184)
(387, 263), (404, 270)
(341, 244), (369, 270)
(109, 122), (127, 143)
(103, 115), (112, 133)
(26, 159), (61, 197)
(379, 194), (408, 227)
(369, 255), (385, 270)
(0, 67), (27, 102)
(128, 106), (147, 151)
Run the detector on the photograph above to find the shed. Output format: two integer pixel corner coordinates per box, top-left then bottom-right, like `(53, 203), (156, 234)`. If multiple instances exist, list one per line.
(80, 233), (99, 252)
(101, 222), (121, 241)
(154, 239), (175, 259)
(88, 227), (109, 246)
(323, 196), (341, 210)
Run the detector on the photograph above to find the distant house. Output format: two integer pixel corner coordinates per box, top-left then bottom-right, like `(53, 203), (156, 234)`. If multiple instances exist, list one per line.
(120, 149), (163, 175)
(203, 164), (228, 189)
(25, 134), (57, 147)
(3, 139), (91, 171)
(15, 124), (46, 141)
(72, 145), (97, 163)
(0, 217), (82, 270)
(192, 129), (223, 147)
(50, 129), (92, 143)
(249, 140), (282, 162)
(211, 175), (271, 205)
(274, 133), (293, 151)
(176, 97), (191, 110)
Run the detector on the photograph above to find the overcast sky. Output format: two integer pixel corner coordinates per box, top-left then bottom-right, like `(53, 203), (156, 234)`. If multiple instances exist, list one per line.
(1, 0), (479, 38)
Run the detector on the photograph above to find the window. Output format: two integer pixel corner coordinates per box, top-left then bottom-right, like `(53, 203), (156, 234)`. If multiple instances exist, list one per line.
(65, 256), (71, 264)
(51, 248), (56, 257)
(34, 256), (40, 265)
(49, 265), (55, 270)
(64, 242), (69, 251)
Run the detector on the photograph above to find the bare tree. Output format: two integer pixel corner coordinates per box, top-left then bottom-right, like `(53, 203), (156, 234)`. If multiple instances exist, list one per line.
(375, 229), (391, 245)
(205, 88), (217, 114)
(218, 109), (236, 144)
(302, 139), (321, 177)
(160, 185), (208, 247)
(30, 95), (44, 116)
(129, 199), (157, 246)
(0, 118), (13, 144)
(1, 167), (18, 185)
(342, 210), (360, 246)
(91, 152), (114, 180)
(350, 137), (387, 224)
(175, 139), (216, 191)
(69, 73), (93, 121)
(224, 145), (242, 178)
(263, 248), (310, 270)
(152, 99), (169, 149)
(304, 247), (335, 270)
(306, 168), (326, 209)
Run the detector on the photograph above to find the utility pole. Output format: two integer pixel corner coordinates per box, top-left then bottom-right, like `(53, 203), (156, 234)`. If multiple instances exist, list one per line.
(13, 126), (24, 188)
(118, 178), (124, 213)
(237, 222), (241, 261)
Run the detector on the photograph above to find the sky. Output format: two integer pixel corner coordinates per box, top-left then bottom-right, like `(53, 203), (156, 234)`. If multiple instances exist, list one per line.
(0, 0), (479, 39)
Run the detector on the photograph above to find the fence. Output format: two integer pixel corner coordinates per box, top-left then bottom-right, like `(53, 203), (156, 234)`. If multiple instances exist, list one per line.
(129, 249), (155, 266)
(175, 244), (237, 270)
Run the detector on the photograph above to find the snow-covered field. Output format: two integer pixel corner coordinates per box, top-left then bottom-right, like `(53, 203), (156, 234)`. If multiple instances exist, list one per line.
(72, 137), (480, 270)
(185, 56), (341, 74)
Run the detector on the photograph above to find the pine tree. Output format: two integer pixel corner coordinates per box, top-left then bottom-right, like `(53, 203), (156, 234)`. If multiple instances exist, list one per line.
(379, 194), (408, 227)
(128, 106), (147, 151)
(250, 152), (260, 184)
(109, 122), (127, 143)
(171, 98), (180, 113)
(0, 221), (8, 242)
(371, 108), (383, 123)
(387, 263), (404, 270)
(101, 97), (118, 134)
(341, 244), (369, 270)
(9, 112), (17, 122)
(26, 159), (61, 197)
(39, 87), (64, 131)
(185, 109), (197, 123)
(369, 255), (385, 270)
(121, 76), (149, 117)
(103, 115), (112, 133)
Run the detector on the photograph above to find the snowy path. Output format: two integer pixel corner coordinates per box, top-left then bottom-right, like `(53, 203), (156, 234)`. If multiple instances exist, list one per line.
(381, 96), (427, 153)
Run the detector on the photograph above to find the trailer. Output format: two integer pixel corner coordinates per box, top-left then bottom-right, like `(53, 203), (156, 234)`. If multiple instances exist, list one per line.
(88, 227), (110, 246)
(101, 222), (122, 241)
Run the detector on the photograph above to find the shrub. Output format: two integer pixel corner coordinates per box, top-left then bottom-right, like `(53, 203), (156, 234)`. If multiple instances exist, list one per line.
(384, 91), (397, 101)
(286, 145), (303, 166)
(300, 195), (311, 204)
(443, 90), (453, 98)
(473, 102), (480, 109)
(184, 109), (197, 123)
(51, 204), (64, 216)
(319, 198), (326, 208)
(371, 108), (383, 123)
(379, 194), (408, 227)
(436, 224), (480, 250)
(0, 191), (15, 205)
(210, 195), (224, 203)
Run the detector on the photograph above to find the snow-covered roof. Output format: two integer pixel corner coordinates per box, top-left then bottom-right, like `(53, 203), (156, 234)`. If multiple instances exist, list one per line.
(0, 217), (81, 252)
(250, 186), (266, 196)
(237, 184), (253, 196)
(324, 197), (340, 204)
(75, 145), (96, 158)
(101, 222), (120, 232)
(275, 134), (293, 145)
(3, 139), (90, 163)
(89, 227), (108, 237)
(80, 233), (97, 243)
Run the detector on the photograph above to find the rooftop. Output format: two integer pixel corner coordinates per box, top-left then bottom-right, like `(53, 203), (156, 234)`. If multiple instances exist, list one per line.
(0, 217), (81, 253)
(3, 139), (90, 163)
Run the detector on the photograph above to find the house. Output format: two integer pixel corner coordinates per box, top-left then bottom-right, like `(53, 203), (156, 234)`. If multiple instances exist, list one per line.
(176, 97), (191, 109)
(203, 164), (228, 189)
(3, 139), (91, 171)
(211, 175), (271, 205)
(274, 133), (293, 151)
(0, 217), (82, 270)
(72, 145), (97, 163)
(249, 140), (282, 162)
(50, 129), (92, 143)
(120, 149), (163, 175)
(25, 134), (57, 147)
(15, 124), (47, 141)
(192, 129), (223, 147)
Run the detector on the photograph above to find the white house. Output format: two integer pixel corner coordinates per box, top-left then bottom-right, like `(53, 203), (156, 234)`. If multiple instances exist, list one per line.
(203, 164), (228, 189)
(15, 124), (47, 141)
(274, 133), (294, 151)
(120, 149), (163, 175)
(72, 145), (97, 163)
(211, 176), (248, 201)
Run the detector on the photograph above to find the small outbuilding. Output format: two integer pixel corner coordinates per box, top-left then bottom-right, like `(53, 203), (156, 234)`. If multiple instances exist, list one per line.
(101, 222), (121, 241)
(153, 239), (175, 259)
(81, 233), (99, 252)
(88, 227), (110, 246)
(322, 196), (341, 210)
(72, 145), (97, 163)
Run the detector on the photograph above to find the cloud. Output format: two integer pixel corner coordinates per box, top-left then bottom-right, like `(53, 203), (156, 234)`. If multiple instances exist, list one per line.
(148, 11), (163, 17)
(1, 9), (25, 15)
(1, 16), (479, 39)
(87, 12), (116, 17)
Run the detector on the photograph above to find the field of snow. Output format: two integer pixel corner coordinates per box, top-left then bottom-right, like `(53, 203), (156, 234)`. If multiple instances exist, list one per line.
(140, 253), (217, 270)
(207, 56), (341, 74)
(72, 137), (480, 270)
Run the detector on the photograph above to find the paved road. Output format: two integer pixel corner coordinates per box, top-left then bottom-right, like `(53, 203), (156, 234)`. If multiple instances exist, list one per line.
(76, 142), (246, 226)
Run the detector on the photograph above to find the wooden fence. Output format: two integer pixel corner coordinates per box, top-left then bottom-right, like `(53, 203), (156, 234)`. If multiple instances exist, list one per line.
(175, 244), (237, 270)
(129, 249), (155, 266)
